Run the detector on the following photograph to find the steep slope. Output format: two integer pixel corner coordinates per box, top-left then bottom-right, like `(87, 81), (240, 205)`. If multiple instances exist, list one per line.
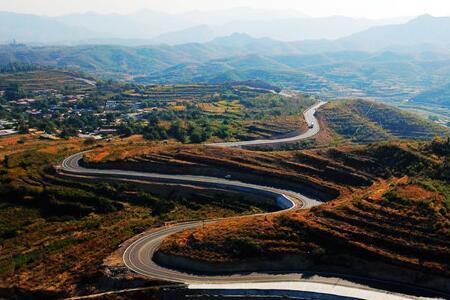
(160, 178), (450, 276)
(319, 100), (449, 142)
(83, 144), (376, 202)
(158, 140), (450, 287)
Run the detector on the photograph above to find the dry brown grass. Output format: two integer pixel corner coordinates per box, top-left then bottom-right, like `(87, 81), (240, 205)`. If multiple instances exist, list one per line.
(84, 142), (377, 201)
(161, 177), (450, 276)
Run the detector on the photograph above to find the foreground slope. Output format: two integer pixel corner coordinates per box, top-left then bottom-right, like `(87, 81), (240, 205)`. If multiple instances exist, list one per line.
(157, 140), (450, 289)
(0, 136), (279, 298)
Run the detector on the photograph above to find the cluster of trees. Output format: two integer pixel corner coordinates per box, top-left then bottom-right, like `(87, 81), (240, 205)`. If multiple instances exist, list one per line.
(0, 62), (40, 74)
(118, 106), (240, 143)
(429, 137), (450, 181)
(0, 179), (179, 219)
(9, 109), (104, 137)
(430, 136), (450, 157)
(3, 83), (26, 101)
(119, 117), (229, 143)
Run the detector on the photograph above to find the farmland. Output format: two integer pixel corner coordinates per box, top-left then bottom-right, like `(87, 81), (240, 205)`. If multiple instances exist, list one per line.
(0, 68), (315, 143)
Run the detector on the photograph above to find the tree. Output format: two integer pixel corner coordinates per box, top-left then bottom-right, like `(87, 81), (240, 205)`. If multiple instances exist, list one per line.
(190, 126), (204, 143)
(169, 120), (186, 142)
(60, 126), (78, 139)
(218, 123), (231, 139)
(4, 83), (24, 101)
(118, 123), (134, 137)
(17, 121), (29, 134)
(143, 125), (168, 141)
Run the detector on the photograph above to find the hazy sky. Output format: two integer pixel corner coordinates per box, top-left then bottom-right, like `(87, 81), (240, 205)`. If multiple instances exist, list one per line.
(1, 0), (450, 18)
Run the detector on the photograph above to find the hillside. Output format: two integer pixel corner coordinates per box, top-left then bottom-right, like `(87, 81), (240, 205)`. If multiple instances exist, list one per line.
(340, 15), (450, 51)
(411, 83), (450, 108)
(0, 136), (275, 298)
(82, 143), (376, 201)
(319, 100), (449, 142)
(83, 138), (450, 201)
(158, 139), (450, 287)
(160, 177), (450, 275)
(0, 68), (95, 92)
(2, 133), (448, 296)
(2, 37), (450, 102)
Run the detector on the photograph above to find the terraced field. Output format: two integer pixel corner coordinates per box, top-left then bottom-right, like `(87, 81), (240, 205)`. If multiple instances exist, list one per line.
(160, 177), (450, 278)
(152, 140), (450, 287)
(319, 100), (449, 142)
(83, 144), (378, 201)
(0, 69), (95, 92)
(304, 179), (450, 275)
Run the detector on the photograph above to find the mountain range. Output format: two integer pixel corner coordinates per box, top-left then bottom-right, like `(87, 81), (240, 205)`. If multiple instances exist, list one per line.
(1, 14), (450, 104)
(2, 15), (450, 67)
(0, 8), (409, 45)
(341, 14), (450, 51)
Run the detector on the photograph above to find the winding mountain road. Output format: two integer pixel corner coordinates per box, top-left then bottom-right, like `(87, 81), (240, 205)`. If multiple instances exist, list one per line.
(57, 101), (442, 299)
(59, 101), (325, 281)
(210, 101), (326, 147)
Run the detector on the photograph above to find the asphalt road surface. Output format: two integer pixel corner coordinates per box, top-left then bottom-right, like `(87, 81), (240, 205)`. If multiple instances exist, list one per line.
(210, 101), (326, 147)
(60, 152), (320, 282)
(59, 101), (325, 283)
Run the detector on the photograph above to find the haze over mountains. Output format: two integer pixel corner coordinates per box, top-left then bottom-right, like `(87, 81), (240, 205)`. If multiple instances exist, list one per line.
(0, 8), (410, 45)
(341, 14), (450, 51)
(1, 10), (450, 109)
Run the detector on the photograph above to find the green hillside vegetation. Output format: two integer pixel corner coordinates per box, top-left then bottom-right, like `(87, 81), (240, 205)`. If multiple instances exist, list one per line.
(2, 44), (450, 103)
(119, 88), (315, 143)
(0, 67), (314, 144)
(0, 69), (95, 93)
(320, 100), (449, 142)
(411, 83), (450, 108)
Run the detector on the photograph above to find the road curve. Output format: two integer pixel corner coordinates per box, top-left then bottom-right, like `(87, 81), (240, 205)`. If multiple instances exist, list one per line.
(209, 101), (326, 148)
(59, 152), (320, 283)
(58, 101), (326, 282)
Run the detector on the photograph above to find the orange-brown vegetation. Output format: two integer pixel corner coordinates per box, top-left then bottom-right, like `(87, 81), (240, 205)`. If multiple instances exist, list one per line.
(153, 139), (450, 278)
(160, 177), (450, 276)
(85, 143), (383, 201)
(0, 135), (276, 298)
(3, 133), (448, 296)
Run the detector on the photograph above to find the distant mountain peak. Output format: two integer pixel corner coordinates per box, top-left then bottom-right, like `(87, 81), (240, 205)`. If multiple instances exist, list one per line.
(407, 14), (445, 25)
(412, 14), (435, 20)
(341, 13), (450, 51)
(211, 33), (256, 45)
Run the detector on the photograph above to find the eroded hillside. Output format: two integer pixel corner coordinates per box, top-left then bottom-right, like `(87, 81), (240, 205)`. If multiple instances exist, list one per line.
(319, 100), (449, 142)
(155, 139), (450, 283)
(160, 177), (450, 276)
